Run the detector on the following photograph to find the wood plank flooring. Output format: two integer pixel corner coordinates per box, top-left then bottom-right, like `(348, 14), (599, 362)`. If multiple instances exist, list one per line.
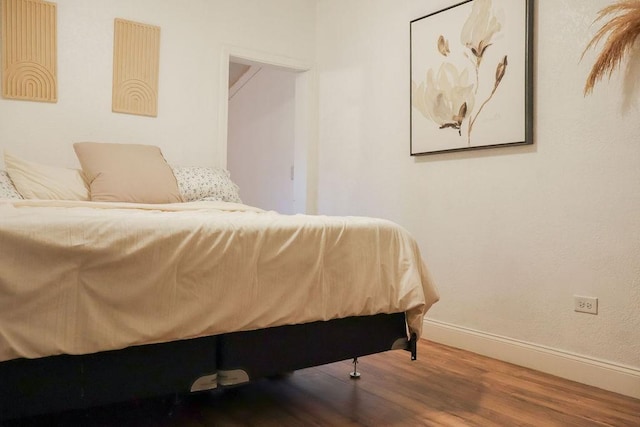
(3, 340), (639, 426)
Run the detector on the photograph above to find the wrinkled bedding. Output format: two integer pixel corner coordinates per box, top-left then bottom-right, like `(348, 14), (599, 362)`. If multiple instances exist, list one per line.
(0, 200), (439, 362)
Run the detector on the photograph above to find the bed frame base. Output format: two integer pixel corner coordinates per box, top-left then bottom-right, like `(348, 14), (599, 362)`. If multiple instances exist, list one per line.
(0, 335), (218, 421)
(216, 312), (410, 386)
(0, 312), (413, 420)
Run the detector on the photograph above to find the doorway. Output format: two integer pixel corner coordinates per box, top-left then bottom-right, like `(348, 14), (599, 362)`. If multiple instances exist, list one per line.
(227, 62), (296, 214)
(218, 47), (316, 214)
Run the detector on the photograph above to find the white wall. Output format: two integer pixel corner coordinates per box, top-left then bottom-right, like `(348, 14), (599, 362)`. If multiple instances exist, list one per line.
(0, 0), (316, 169)
(227, 66), (296, 213)
(316, 0), (640, 371)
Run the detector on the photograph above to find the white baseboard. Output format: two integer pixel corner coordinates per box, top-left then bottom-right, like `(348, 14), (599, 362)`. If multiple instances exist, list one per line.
(423, 318), (640, 400)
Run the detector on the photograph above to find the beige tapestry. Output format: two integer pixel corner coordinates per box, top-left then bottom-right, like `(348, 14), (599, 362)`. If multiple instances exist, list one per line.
(112, 19), (160, 117)
(1, 0), (57, 102)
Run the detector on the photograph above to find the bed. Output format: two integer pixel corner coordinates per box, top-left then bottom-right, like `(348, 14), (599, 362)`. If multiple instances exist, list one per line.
(0, 198), (439, 420)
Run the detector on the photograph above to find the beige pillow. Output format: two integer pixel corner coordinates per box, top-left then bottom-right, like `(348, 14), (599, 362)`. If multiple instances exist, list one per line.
(4, 151), (89, 200)
(73, 142), (183, 204)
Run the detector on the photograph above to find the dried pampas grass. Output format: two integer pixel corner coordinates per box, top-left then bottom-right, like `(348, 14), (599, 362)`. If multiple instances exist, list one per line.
(582, 0), (640, 95)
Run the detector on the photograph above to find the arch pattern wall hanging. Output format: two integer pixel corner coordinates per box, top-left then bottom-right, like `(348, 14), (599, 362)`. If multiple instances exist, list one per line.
(1, 0), (58, 103)
(112, 18), (160, 117)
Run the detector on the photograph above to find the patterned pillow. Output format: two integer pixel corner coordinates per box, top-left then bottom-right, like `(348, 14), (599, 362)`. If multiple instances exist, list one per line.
(172, 166), (242, 203)
(0, 170), (23, 199)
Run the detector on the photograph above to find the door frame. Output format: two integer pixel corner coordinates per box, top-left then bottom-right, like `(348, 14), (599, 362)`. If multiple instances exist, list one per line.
(218, 46), (318, 214)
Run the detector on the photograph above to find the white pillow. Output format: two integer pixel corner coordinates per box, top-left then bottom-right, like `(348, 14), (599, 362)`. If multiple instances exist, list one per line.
(0, 170), (23, 199)
(4, 151), (89, 200)
(172, 166), (242, 203)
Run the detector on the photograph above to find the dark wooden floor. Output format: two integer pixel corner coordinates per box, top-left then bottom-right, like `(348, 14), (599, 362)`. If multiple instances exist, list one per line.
(4, 340), (640, 427)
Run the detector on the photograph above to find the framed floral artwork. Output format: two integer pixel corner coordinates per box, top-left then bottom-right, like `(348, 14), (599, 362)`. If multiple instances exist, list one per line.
(410, 0), (533, 155)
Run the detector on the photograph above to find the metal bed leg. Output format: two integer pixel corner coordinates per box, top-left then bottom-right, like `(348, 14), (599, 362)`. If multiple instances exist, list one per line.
(349, 357), (361, 379)
(409, 333), (417, 361)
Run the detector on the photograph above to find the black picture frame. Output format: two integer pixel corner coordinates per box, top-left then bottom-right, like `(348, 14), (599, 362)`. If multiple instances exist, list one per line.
(410, 0), (533, 155)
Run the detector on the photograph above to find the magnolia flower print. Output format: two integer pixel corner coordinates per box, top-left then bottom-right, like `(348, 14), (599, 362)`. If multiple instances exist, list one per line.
(461, 0), (502, 68)
(412, 0), (507, 146)
(461, 0), (506, 145)
(437, 35), (450, 57)
(467, 55), (507, 141)
(412, 63), (475, 135)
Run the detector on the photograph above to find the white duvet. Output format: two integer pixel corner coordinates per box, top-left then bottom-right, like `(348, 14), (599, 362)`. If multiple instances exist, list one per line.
(0, 200), (439, 362)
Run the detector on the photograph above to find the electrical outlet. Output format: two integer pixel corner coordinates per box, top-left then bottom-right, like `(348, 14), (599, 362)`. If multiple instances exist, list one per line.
(574, 295), (598, 314)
